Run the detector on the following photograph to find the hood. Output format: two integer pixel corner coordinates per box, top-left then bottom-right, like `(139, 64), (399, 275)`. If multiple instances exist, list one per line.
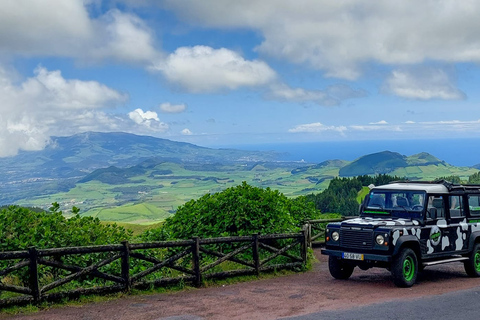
(341, 217), (420, 228)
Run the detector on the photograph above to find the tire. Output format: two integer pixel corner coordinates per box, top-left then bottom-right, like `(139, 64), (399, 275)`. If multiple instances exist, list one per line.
(391, 248), (418, 287)
(464, 243), (480, 277)
(328, 256), (354, 280)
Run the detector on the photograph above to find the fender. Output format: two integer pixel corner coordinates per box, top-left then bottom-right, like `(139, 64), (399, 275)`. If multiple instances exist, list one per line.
(392, 235), (421, 257)
(467, 231), (480, 252)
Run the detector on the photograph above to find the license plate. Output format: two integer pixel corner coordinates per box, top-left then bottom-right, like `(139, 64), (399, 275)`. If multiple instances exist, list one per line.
(342, 252), (364, 260)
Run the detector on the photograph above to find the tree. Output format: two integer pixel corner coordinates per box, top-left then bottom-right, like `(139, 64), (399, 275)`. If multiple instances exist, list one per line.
(468, 172), (480, 184)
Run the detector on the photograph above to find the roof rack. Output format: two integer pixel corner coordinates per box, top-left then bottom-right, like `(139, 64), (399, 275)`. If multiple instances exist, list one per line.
(389, 179), (480, 192)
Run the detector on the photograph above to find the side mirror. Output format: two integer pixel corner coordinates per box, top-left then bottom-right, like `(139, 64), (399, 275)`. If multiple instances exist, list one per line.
(428, 208), (437, 220)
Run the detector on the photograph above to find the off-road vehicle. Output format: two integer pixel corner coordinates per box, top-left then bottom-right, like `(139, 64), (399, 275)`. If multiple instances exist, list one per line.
(321, 180), (480, 287)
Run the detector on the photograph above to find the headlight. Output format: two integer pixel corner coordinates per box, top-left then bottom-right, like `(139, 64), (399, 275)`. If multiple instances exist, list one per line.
(376, 234), (385, 245)
(332, 231), (340, 242)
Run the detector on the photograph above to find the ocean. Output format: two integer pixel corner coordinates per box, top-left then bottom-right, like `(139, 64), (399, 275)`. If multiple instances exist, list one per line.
(226, 139), (480, 167)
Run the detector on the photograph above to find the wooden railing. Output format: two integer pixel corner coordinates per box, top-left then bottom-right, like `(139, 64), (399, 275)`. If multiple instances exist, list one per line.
(0, 230), (307, 307)
(304, 216), (358, 247)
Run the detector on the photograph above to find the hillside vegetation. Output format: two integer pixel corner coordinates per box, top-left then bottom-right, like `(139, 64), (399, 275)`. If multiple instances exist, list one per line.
(1, 132), (479, 224)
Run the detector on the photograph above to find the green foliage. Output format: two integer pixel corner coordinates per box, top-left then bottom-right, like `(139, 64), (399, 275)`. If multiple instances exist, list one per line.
(140, 182), (320, 241)
(438, 175), (462, 184)
(0, 205), (132, 251)
(306, 174), (404, 216)
(0, 205), (134, 290)
(468, 172), (480, 184)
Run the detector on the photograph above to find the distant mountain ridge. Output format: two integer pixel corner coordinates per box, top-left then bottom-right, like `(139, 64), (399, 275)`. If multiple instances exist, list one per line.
(0, 132), (477, 212)
(339, 151), (447, 177)
(0, 132), (282, 205)
(0, 132), (281, 182)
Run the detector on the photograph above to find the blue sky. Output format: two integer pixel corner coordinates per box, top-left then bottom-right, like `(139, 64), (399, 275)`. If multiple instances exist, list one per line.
(2, 0), (480, 157)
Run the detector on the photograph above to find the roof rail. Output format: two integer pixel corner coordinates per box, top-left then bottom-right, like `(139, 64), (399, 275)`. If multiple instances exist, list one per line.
(389, 179), (480, 192)
(389, 179), (454, 190)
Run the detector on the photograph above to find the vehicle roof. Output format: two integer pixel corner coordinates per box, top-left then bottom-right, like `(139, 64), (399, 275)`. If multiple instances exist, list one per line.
(372, 183), (449, 193)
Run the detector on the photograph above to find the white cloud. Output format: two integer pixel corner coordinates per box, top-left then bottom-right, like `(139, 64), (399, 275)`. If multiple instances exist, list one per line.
(128, 108), (159, 124)
(90, 9), (160, 64)
(22, 66), (127, 109)
(267, 83), (366, 106)
(160, 102), (187, 113)
(163, 0), (480, 80)
(0, 0), (92, 56)
(151, 46), (276, 93)
(350, 125), (402, 132)
(181, 128), (193, 135)
(288, 122), (347, 133)
(369, 120), (388, 125)
(0, 65), (127, 157)
(383, 68), (466, 100)
(128, 108), (169, 132)
(0, 1), (160, 65)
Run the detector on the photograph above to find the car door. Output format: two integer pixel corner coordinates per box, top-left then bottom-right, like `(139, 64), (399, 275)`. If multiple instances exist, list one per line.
(446, 194), (468, 252)
(424, 195), (448, 255)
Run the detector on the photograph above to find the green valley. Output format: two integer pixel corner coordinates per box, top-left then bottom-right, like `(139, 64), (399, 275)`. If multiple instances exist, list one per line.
(2, 133), (479, 224)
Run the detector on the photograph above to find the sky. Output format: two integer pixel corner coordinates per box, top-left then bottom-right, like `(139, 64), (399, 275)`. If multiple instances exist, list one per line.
(2, 0), (480, 157)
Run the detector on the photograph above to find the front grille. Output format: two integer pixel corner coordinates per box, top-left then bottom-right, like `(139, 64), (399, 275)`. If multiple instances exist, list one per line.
(340, 228), (373, 250)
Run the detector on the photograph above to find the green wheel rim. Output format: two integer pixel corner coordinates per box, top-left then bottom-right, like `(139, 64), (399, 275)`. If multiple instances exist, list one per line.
(474, 252), (480, 272)
(403, 256), (415, 281)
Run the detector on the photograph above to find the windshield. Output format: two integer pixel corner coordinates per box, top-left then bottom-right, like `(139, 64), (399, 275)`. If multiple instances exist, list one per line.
(364, 190), (426, 219)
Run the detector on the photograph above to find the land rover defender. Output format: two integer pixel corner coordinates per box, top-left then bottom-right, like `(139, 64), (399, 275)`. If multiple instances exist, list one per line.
(321, 180), (480, 287)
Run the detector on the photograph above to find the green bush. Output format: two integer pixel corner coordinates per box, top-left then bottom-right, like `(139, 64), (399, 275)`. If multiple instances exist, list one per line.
(140, 182), (320, 241)
(0, 204), (132, 251)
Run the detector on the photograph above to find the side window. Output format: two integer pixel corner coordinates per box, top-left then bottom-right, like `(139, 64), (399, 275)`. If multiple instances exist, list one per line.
(449, 195), (465, 218)
(468, 195), (480, 216)
(427, 196), (445, 219)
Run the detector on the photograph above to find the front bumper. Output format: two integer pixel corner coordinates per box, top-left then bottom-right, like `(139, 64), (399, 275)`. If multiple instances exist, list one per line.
(321, 248), (392, 262)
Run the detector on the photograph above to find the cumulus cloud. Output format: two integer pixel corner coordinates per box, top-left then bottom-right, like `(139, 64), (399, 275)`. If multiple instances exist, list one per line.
(0, 1), (160, 64)
(151, 46), (276, 93)
(128, 108), (169, 132)
(369, 120), (388, 125)
(181, 128), (193, 135)
(163, 0), (480, 80)
(288, 122), (347, 133)
(0, 65), (127, 157)
(160, 102), (187, 113)
(90, 9), (160, 64)
(383, 67), (466, 100)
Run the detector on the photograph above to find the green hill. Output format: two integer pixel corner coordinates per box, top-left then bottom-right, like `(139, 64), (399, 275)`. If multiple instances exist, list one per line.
(339, 151), (408, 176)
(0, 132), (282, 205)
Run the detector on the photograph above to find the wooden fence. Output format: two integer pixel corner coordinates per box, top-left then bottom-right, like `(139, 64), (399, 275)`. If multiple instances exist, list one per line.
(304, 216), (358, 247)
(0, 230), (307, 307)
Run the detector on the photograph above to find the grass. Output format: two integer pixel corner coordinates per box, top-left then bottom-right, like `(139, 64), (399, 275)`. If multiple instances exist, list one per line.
(17, 161), (479, 224)
(100, 221), (163, 236)
(356, 186), (370, 204)
(20, 162), (341, 223)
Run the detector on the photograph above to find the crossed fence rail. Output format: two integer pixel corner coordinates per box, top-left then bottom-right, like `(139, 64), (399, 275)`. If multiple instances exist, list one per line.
(0, 230), (308, 307)
(0, 217), (355, 307)
(304, 217), (358, 247)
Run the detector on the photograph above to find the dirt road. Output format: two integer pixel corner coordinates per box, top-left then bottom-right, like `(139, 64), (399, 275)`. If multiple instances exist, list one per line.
(5, 249), (480, 320)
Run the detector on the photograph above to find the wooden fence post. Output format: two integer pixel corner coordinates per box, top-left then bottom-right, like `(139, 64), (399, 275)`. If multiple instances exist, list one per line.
(192, 237), (201, 287)
(304, 222), (312, 248)
(28, 247), (40, 303)
(301, 226), (308, 264)
(252, 233), (260, 276)
(121, 241), (131, 292)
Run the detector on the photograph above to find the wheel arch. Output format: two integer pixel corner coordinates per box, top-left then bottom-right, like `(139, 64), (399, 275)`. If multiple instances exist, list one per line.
(393, 235), (422, 260)
(468, 231), (480, 252)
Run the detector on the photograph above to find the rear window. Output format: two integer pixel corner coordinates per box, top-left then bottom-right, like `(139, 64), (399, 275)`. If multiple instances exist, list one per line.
(468, 195), (480, 216)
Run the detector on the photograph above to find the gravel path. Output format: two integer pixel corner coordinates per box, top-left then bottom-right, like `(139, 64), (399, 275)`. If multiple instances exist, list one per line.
(3, 249), (480, 320)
